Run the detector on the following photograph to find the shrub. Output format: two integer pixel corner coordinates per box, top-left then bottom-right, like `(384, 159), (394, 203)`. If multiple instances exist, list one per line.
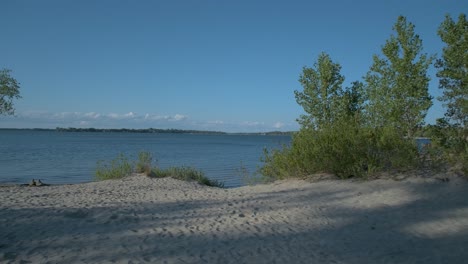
(260, 120), (419, 181)
(151, 166), (224, 188)
(135, 151), (153, 175)
(95, 153), (133, 181)
(426, 119), (468, 176)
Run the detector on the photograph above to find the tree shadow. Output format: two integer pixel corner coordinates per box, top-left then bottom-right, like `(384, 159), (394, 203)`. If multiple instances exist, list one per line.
(1, 179), (467, 263)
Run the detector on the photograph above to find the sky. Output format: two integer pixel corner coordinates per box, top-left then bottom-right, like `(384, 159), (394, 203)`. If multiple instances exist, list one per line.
(1, 0), (466, 132)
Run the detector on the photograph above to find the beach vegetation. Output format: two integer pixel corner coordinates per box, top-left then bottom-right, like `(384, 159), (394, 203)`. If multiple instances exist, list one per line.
(95, 152), (224, 187)
(436, 14), (468, 129)
(365, 16), (433, 139)
(261, 120), (418, 180)
(135, 151), (153, 176)
(151, 166), (224, 187)
(433, 14), (468, 176)
(95, 153), (133, 180)
(294, 52), (346, 130)
(0, 68), (21, 116)
(261, 16), (429, 181)
(424, 119), (467, 174)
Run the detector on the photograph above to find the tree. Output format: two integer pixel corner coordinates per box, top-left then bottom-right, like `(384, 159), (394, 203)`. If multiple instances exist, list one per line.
(436, 13), (468, 128)
(343, 81), (366, 119)
(294, 52), (345, 129)
(365, 16), (433, 138)
(0, 68), (21, 115)
(263, 48), (420, 180)
(434, 14), (468, 175)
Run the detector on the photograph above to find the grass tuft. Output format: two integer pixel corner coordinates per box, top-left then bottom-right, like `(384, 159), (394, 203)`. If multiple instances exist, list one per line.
(95, 152), (224, 187)
(135, 151), (153, 176)
(151, 166), (224, 188)
(95, 153), (133, 181)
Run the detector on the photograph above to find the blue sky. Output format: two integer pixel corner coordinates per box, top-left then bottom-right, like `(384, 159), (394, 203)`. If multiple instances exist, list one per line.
(1, 0), (466, 132)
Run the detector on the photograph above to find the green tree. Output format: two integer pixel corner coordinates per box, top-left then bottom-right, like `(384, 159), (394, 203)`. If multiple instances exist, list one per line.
(294, 52), (345, 129)
(365, 16), (433, 138)
(436, 13), (468, 128)
(0, 69), (21, 115)
(342, 81), (366, 120)
(434, 14), (468, 176)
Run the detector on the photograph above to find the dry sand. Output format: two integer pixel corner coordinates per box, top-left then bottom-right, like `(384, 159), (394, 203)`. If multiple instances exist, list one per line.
(1, 174), (467, 263)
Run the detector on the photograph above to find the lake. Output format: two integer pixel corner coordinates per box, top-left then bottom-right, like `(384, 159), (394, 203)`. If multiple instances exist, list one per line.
(0, 130), (290, 188)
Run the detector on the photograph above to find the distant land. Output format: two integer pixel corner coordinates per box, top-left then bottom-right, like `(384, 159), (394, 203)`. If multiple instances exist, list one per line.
(0, 127), (294, 136)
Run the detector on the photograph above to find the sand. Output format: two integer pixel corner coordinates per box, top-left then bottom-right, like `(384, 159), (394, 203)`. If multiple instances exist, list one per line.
(1, 174), (467, 264)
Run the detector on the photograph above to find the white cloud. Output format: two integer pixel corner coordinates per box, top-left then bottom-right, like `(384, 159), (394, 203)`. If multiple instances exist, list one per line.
(123, 112), (136, 118)
(242, 121), (264, 126)
(52, 112), (81, 119)
(6, 111), (189, 128)
(106, 112), (136, 120)
(172, 114), (187, 121)
(208, 120), (224, 125)
(273, 122), (285, 129)
(143, 113), (162, 120)
(143, 113), (187, 121)
(107, 113), (120, 119)
(84, 112), (101, 119)
(1, 110), (298, 132)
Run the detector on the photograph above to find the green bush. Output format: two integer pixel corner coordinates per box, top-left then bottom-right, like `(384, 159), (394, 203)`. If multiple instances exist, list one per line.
(95, 152), (224, 187)
(95, 153), (133, 181)
(135, 151), (153, 175)
(260, 121), (419, 181)
(426, 119), (468, 176)
(151, 166), (224, 188)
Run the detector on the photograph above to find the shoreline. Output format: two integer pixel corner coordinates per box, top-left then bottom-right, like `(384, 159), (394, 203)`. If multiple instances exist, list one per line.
(1, 166), (460, 189)
(1, 174), (467, 263)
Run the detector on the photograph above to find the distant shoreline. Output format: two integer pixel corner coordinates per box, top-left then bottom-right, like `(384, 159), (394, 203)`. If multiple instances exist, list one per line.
(0, 127), (294, 136)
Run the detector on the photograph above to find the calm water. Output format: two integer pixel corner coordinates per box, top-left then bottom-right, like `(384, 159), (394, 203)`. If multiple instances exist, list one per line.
(0, 130), (290, 188)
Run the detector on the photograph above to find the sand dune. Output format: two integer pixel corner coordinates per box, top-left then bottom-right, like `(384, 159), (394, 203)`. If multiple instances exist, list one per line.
(1, 174), (467, 263)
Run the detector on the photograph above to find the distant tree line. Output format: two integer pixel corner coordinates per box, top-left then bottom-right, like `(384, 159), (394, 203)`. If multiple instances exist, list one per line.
(54, 127), (294, 135)
(55, 127), (228, 135)
(0, 127), (294, 136)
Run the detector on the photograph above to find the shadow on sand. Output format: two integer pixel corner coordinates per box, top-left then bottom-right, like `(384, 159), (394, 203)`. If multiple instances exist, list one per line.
(1, 178), (467, 263)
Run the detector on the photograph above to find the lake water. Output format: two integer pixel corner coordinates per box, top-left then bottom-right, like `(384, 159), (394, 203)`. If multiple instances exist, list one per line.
(0, 130), (290, 188)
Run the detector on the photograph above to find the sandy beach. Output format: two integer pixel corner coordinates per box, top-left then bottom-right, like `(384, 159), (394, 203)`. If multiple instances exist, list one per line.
(1, 174), (467, 263)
